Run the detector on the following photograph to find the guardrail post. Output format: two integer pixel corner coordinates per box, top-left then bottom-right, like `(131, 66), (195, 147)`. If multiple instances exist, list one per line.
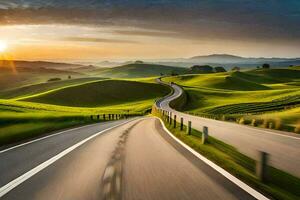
(202, 126), (208, 144)
(97, 115), (99, 120)
(180, 117), (183, 130)
(173, 115), (177, 128)
(256, 151), (269, 183)
(169, 112), (172, 124)
(187, 121), (191, 135)
(109, 114), (111, 120)
(103, 114), (106, 120)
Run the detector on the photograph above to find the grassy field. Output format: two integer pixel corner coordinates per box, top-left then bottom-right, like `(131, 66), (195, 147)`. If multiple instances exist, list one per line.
(0, 79), (171, 146)
(0, 77), (106, 99)
(163, 68), (300, 132)
(152, 108), (300, 200)
(21, 79), (170, 107)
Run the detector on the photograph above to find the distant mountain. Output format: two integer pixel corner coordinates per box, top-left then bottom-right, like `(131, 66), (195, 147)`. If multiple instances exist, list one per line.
(188, 54), (300, 64)
(0, 60), (85, 70)
(148, 54), (300, 69)
(189, 54), (246, 63)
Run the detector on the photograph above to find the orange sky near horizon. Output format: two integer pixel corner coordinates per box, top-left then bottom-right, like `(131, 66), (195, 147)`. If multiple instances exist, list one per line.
(1, 24), (300, 61)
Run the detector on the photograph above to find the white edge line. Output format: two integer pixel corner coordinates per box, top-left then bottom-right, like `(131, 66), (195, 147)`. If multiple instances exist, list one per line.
(156, 117), (270, 200)
(0, 117), (141, 197)
(0, 119), (130, 154)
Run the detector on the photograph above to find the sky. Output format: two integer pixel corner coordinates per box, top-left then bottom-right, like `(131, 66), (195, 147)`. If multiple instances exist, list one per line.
(0, 0), (300, 61)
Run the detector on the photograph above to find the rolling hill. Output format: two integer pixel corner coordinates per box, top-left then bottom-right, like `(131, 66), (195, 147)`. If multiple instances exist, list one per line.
(0, 79), (171, 145)
(163, 68), (300, 132)
(94, 63), (188, 78)
(21, 80), (171, 107)
(0, 77), (106, 99)
(0, 65), (85, 91)
(0, 60), (85, 70)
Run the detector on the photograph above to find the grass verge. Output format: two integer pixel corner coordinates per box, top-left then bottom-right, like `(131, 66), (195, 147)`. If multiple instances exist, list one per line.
(152, 108), (300, 200)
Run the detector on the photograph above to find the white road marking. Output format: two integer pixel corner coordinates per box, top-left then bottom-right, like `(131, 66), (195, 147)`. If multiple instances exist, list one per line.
(156, 117), (270, 200)
(0, 122), (100, 154)
(0, 118), (141, 198)
(0, 119), (135, 154)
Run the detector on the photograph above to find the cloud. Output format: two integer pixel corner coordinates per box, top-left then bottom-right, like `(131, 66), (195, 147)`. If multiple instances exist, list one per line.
(63, 37), (139, 44)
(113, 30), (179, 38)
(0, 0), (300, 44)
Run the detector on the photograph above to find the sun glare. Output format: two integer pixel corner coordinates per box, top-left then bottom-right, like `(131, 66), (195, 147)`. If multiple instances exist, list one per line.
(0, 41), (7, 52)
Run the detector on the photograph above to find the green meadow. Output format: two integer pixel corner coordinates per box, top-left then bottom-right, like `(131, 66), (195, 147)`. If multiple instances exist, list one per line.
(0, 79), (170, 146)
(163, 68), (300, 132)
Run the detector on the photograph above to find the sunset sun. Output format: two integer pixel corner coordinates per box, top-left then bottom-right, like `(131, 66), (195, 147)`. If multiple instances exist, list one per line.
(0, 41), (7, 52)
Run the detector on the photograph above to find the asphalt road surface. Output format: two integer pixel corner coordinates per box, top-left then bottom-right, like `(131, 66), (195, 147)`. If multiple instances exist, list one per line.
(156, 79), (300, 177)
(0, 117), (259, 200)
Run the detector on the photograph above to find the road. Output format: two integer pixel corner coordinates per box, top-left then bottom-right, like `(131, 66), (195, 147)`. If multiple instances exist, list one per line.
(0, 117), (262, 199)
(156, 79), (300, 177)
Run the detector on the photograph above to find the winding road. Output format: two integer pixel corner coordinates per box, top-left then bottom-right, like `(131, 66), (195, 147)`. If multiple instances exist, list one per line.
(0, 115), (267, 199)
(156, 78), (300, 177)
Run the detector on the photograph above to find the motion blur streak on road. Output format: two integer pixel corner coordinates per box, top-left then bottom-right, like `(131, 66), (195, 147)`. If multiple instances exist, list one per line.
(156, 79), (300, 177)
(1, 118), (254, 200)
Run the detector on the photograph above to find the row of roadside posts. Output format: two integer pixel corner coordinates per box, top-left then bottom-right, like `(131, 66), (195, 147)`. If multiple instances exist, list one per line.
(157, 107), (270, 183)
(159, 108), (209, 144)
(90, 114), (128, 121)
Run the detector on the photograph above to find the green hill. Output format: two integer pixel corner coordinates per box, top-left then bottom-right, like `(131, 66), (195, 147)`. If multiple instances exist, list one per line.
(0, 77), (106, 99)
(0, 79), (171, 145)
(163, 68), (300, 132)
(164, 72), (270, 91)
(95, 63), (187, 78)
(21, 80), (171, 107)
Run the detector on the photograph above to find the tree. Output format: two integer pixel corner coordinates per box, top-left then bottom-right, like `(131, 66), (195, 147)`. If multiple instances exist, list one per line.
(171, 71), (179, 76)
(214, 66), (226, 72)
(231, 66), (240, 71)
(190, 65), (213, 73)
(262, 63), (270, 69)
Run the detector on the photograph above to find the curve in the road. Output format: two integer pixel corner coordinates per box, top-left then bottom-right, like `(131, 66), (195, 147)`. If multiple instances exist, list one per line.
(1, 117), (261, 200)
(156, 78), (300, 177)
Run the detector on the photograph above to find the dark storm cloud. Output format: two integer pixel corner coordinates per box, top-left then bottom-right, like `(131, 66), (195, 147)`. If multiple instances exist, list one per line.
(0, 0), (300, 43)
